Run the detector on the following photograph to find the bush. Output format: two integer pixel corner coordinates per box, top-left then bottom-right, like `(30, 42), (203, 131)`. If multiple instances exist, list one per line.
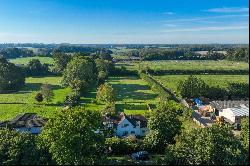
(105, 136), (141, 155)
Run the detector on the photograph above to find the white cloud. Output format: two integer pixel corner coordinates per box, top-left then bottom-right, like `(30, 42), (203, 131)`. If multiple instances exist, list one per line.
(163, 12), (175, 15)
(203, 7), (249, 13)
(161, 25), (249, 32)
(162, 14), (249, 23)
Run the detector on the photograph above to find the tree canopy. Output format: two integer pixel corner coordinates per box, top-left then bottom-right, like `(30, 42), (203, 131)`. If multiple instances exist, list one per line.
(143, 100), (182, 152)
(167, 125), (248, 165)
(0, 57), (25, 93)
(61, 56), (97, 92)
(40, 107), (106, 165)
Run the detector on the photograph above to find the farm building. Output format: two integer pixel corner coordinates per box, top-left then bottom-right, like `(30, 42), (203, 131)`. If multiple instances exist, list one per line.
(97, 112), (148, 137)
(210, 100), (249, 124)
(0, 113), (47, 134)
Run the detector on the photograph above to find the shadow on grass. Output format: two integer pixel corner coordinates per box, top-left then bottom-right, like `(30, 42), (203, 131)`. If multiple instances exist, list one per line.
(115, 103), (150, 113)
(24, 83), (62, 91)
(113, 83), (158, 101)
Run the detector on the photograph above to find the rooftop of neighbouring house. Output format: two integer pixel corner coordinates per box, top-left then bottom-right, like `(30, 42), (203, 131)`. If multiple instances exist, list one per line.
(210, 100), (249, 111)
(0, 113), (48, 128)
(228, 107), (249, 117)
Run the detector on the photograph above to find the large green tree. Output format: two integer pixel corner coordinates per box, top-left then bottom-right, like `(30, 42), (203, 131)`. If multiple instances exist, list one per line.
(61, 56), (97, 92)
(40, 107), (106, 165)
(27, 59), (49, 76)
(177, 75), (209, 98)
(0, 57), (25, 93)
(95, 58), (115, 84)
(143, 100), (182, 152)
(167, 125), (248, 165)
(52, 52), (72, 73)
(0, 129), (40, 165)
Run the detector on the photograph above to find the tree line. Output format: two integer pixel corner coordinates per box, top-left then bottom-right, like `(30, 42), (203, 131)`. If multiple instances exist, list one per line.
(121, 47), (249, 62)
(178, 75), (249, 100)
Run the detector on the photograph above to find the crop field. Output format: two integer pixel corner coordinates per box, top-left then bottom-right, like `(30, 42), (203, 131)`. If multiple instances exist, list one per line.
(108, 76), (159, 115)
(114, 60), (249, 73)
(0, 76), (103, 121)
(9, 56), (54, 65)
(154, 75), (249, 97)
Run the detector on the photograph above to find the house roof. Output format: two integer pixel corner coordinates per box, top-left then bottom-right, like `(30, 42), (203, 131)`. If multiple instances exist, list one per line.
(227, 107), (249, 117)
(102, 113), (148, 128)
(123, 114), (148, 128)
(5, 113), (48, 128)
(210, 100), (249, 111)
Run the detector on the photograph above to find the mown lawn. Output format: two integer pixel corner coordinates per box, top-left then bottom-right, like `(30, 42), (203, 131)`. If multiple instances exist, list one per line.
(108, 76), (159, 115)
(9, 56), (54, 65)
(154, 75), (249, 97)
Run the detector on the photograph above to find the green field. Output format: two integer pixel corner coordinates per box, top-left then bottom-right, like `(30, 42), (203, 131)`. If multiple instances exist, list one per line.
(154, 75), (249, 97)
(9, 56), (54, 65)
(0, 76), (69, 120)
(108, 76), (159, 115)
(115, 60), (249, 71)
(0, 76), (104, 121)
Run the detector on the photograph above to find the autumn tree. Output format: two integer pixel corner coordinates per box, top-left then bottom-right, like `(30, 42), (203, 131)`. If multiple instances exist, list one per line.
(96, 83), (116, 103)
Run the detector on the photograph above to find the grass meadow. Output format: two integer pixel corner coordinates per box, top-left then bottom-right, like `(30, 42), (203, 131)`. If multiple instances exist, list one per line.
(154, 75), (249, 97)
(108, 76), (159, 116)
(115, 60), (249, 71)
(0, 76), (104, 121)
(9, 56), (54, 65)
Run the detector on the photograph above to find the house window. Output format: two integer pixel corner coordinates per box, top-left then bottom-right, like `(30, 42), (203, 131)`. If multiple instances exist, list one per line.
(131, 131), (135, 134)
(123, 124), (129, 127)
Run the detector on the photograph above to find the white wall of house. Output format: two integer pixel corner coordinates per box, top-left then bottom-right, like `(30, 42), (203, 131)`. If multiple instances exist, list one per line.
(116, 118), (147, 137)
(219, 108), (235, 123)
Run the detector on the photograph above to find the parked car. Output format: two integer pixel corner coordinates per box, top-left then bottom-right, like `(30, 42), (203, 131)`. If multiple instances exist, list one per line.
(131, 151), (150, 161)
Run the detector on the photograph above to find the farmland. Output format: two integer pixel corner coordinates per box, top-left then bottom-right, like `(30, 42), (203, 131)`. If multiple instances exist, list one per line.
(115, 60), (249, 72)
(0, 76), (104, 121)
(108, 76), (159, 115)
(9, 56), (54, 65)
(153, 75), (249, 97)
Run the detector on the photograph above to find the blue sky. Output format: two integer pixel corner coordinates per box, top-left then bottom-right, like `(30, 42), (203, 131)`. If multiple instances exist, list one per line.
(0, 0), (249, 44)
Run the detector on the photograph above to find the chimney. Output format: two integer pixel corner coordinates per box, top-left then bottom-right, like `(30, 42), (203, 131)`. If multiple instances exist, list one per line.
(119, 112), (126, 119)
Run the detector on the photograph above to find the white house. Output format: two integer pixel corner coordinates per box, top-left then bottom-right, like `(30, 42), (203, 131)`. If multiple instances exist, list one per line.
(116, 112), (148, 137)
(219, 107), (249, 124)
(99, 112), (148, 137)
(0, 113), (47, 134)
(210, 100), (249, 124)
